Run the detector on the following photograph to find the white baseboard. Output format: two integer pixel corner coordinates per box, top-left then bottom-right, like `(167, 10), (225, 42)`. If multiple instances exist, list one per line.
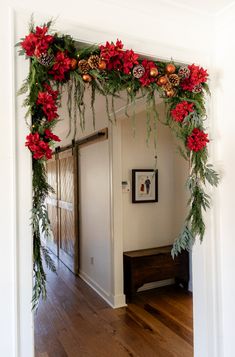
(79, 270), (126, 309)
(137, 279), (175, 292)
(109, 293), (127, 308)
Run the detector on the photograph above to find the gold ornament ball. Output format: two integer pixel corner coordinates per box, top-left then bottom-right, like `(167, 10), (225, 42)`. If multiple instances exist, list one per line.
(150, 67), (158, 77)
(82, 74), (92, 82)
(166, 89), (175, 97)
(157, 76), (168, 86)
(70, 58), (77, 70)
(165, 63), (176, 74)
(99, 60), (107, 70)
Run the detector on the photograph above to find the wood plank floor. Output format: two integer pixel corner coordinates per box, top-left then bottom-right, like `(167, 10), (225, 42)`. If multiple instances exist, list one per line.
(130, 286), (193, 346)
(35, 259), (193, 357)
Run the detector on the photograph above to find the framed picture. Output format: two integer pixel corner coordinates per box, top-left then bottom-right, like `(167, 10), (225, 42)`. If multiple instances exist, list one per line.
(132, 169), (158, 203)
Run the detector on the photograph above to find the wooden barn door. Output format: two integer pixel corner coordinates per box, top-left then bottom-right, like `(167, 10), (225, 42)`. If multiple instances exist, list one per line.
(46, 146), (79, 274)
(46, 154), (59, 256)
(58, 148), (79, 274)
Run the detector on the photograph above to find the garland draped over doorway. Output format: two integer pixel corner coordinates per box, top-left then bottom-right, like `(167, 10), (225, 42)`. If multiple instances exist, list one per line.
(17, 19), (219, 308)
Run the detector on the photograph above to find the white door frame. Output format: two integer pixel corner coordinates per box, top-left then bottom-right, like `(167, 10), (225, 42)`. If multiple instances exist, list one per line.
(13, 8), (221, 357)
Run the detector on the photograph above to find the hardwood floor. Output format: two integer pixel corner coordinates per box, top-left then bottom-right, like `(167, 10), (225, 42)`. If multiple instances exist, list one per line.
(130, 286), (193, 346)
(35, 259), (193, 357)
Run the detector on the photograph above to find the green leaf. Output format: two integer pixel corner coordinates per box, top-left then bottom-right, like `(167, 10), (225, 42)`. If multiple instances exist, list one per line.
(171, 226), (195, 258)
(205, 164), (220, 187)
(17, 80), (29, 96)
(203, 82), (211, 96)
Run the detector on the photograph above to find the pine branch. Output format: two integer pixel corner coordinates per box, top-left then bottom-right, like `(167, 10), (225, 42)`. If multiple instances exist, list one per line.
(31, 160), (56, 309)
(17, 78), (29, 96)
(202, 82), (211, 96)
(32, 231), (47, 310)
(41, 246), (56, 273)
(171, 225), (195, 258)
(186, 181), (210, 240)
(204, 164), (220, 187)
(91, 81), (96, 130)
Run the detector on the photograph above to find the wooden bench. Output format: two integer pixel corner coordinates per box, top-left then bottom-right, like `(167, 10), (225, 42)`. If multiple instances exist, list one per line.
(123, 245), (189, 300)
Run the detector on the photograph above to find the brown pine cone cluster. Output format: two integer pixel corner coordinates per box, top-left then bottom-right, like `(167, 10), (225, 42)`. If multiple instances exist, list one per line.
(156, 63), (182, 97)
(78, 59), (91, 74)
(88, 55), (100, 69)
(168, 74), (180, 87)
(78, 55), (106, 81)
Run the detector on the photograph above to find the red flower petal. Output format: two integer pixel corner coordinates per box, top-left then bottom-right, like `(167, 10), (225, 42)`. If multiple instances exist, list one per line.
(171, 101), (194, 122)
(187, 128), (209, 152)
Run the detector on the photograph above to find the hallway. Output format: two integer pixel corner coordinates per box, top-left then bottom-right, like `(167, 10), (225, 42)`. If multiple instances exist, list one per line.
(35, 260), (193, 357)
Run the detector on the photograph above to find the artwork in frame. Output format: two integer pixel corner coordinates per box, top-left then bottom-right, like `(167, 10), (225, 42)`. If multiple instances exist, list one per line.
(132, 169), (158, 203)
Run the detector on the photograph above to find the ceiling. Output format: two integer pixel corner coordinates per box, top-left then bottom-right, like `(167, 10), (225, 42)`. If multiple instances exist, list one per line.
(165, 0), (235, 14)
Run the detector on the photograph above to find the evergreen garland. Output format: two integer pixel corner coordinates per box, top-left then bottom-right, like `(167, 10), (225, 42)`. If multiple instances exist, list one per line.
(17, 19), (219, 307)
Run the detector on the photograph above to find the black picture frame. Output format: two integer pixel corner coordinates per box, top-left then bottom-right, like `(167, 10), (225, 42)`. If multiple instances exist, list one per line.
(132, 169), (158, 203)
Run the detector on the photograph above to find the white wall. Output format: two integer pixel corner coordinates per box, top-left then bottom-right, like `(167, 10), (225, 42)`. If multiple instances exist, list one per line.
(79, 140), (112, 303)
(121, 106), (188, 252)
(213, 6), (235, 356)
(56, 89), (115, 145)
(0, 1), (222, 357)
(173, 137), (189, 234)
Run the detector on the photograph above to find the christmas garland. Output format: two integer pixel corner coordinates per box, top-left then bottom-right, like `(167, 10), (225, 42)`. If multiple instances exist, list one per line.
(17, 20), (219, 308)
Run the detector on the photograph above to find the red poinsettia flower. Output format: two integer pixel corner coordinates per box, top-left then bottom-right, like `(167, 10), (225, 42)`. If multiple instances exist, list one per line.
(181, 64), (208, 92)
(49, 51), (72, 81)
(43, 83), (59, 100)
(25, 132), (40, 152)
(37, 86), (58, 122)
(100, 40), (123, 58)
(44, 129), (61, 142)
(21, 33), (37, 57)
(21, 26), (54, 58)
(122, 50), (139, 74)
(187, 128), (209, 152)
(139, 59), (158, 87)
(99, 39), (139, 74)
(171, 101), (194, 122)
(99, 39), (124, 71)
(25, 132), (52, 160)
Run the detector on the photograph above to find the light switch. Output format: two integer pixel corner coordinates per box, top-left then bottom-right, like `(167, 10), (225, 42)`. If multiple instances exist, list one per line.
(122, 180), (130, 193)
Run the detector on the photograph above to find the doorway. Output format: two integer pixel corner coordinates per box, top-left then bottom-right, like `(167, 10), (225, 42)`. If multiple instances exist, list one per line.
(14, 12), (219, 357)
(35, 102), (193, 357)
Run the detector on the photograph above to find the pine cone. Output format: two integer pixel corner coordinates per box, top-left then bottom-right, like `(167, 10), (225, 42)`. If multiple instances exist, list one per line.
(88, 55), (100, 69)
(178, 66), (190, 79)
(78, 59), (91, 74)
(192, 84), (202, 93)
(133, 64), (145, 78)
(38, 52), (54, 67)
(168, 74), (180, 87)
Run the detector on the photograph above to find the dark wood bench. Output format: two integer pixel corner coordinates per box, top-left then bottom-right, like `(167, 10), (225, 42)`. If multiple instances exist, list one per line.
(123, 245), (189, 300)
